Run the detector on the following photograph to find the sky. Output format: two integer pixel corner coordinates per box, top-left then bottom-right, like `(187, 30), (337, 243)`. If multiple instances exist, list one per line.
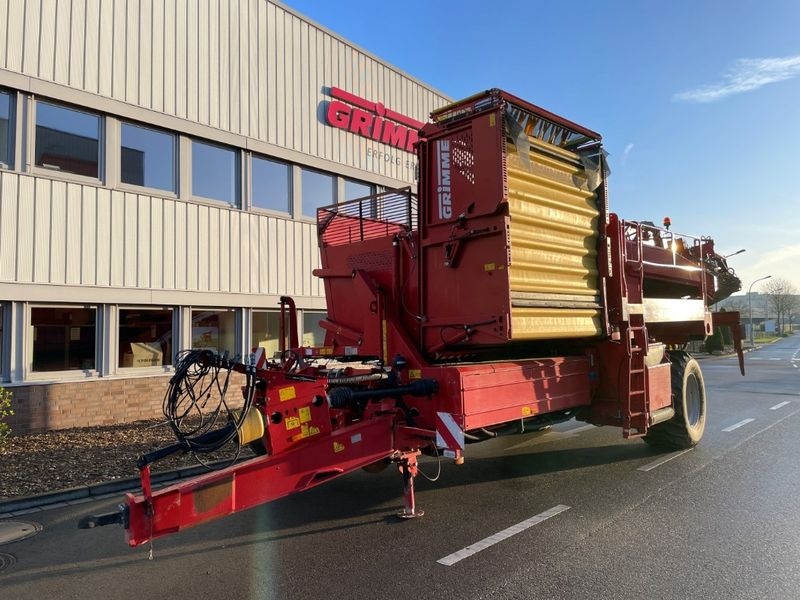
(287, 0), (800, 296)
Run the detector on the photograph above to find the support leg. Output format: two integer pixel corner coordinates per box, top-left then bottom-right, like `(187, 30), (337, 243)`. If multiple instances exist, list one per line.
(397, 452), (424, 519)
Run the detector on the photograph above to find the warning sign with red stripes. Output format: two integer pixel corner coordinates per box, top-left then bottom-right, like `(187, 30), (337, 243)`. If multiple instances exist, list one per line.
(435, 412), (464, 451)
(252, 347), (267, 369)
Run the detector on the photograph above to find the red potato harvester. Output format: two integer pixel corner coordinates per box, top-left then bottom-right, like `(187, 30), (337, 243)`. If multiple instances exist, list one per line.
(80, 89), (744, 548)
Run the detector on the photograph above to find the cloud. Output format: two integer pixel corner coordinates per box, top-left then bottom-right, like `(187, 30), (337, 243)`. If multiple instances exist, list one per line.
(621, 143), (634, 166)
(673, 55), (800, 103)
(751, 243), (800, 271)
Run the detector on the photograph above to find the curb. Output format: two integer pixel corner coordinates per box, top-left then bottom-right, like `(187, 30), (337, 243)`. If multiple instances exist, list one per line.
(0, 459), (244, 517)
(691, 346), (757, 360)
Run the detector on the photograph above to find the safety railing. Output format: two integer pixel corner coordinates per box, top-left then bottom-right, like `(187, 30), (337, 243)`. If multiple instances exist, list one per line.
(317, 187), (418, 247)
(625, 220), (711, 301)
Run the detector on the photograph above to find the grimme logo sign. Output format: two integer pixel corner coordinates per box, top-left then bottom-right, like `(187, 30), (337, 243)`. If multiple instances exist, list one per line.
(324, 87), (423, 153)
(437, 140), (452, 219)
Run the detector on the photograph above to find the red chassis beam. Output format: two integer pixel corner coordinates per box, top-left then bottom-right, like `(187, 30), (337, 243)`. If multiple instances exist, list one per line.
(124, 416), (404, 547)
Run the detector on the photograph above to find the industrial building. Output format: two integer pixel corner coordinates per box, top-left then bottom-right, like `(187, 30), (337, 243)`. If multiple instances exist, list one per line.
(0, 0), (449, 432)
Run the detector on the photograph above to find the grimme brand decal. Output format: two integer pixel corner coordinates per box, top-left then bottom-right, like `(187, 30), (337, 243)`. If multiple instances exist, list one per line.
(325, 87), (423, 153)
(437, 140), (452, 219)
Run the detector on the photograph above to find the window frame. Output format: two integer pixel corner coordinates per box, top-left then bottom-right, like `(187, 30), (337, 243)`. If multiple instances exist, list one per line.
(343, 178), (375, 202)
(250, 308), (295, 357)
(117, 306), (176, 372)
(27, 303), (99, 380)
(117, 120), (178, 196)
(249, 153), (293, 217)
(0, 302), (7, 383)
(0, 88), (15, 170)
(301, 309), (327, 348)
(299, 166), (337, 222)
(189, 307), (241, 355)
(31, 98), (105, 185)
(190, 138), (241, 206)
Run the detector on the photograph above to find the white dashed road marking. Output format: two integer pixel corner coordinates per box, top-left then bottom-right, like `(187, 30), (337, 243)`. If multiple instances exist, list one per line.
(770, 401), (792, 410)
(637, 448), (693, 472)
(723, 418), (756, 432)
(437, 505), (570, 566)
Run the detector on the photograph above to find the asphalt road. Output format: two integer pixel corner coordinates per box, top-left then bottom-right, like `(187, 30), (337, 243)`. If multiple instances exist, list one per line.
(2, 338), (799, 599)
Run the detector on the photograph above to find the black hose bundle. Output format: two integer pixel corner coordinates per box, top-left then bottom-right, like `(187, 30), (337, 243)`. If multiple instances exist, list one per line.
(161, 349), (256, 467)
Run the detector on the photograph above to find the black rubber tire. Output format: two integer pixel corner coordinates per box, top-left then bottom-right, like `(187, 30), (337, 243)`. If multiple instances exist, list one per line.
(643, 351), (707, 450)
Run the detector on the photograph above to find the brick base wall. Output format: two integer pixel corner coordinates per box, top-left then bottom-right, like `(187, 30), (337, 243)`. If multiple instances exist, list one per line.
(7, 370), (250, 435)
(7, 376), (172, 435)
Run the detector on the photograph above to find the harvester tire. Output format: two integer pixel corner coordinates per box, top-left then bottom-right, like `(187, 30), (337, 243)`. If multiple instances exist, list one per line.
(643, 351), (707, 450)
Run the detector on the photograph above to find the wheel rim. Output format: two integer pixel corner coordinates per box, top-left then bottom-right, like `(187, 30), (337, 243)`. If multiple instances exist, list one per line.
(685, 373), (702, 425)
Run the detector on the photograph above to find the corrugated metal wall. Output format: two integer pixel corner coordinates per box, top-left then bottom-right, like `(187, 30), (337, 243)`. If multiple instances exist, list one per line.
(0, 170), (323, 299)
(0, 0), (447, 182)
(0, 0), (450, 302)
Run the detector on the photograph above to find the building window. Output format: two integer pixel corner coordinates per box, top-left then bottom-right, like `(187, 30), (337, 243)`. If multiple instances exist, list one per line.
(301, 168), (335, 219)
(119, 308), (173, 368)
(121, 123), (175, 192)
(35, 101), (100, 178)
(302, 311), (326, 346)
(0, 90), (12, 168)
(31, 306), (96, 372)
(251, 155), (291, 213)
(344, 179), (374, 201)
(192, 140), (238, 203)
(0, 304), (5, 381)
(251, 310), (289, 356)
(191, 309), (237, 354)
(344, 178), (376, 218)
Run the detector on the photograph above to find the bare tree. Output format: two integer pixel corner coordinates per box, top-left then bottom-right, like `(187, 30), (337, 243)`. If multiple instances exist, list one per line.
(763, 278), (799, 334)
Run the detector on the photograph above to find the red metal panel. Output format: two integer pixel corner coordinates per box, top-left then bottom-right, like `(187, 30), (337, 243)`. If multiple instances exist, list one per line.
(459, 358), (592, 429)
(417, 357), (591, 431)
(419, 106), (514, 352)
(264, 379), (331, 455)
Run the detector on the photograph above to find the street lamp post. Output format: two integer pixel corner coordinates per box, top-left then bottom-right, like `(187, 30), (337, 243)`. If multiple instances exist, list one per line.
(749, 275), (772, 347)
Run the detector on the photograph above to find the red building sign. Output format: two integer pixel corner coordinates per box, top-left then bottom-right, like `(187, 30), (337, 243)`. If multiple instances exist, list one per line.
(325, 87), (424, 153)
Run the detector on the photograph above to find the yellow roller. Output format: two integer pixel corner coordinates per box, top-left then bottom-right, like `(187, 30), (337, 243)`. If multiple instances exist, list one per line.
(506, 141), (603, 339)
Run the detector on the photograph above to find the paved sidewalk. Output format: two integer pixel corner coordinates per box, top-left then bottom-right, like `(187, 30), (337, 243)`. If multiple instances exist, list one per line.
(0, 459), (237, 519)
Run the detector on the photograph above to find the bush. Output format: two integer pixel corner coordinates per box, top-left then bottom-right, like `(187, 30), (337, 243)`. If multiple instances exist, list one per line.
(0, 387), (13, 446)
(705, 327), (724, 354)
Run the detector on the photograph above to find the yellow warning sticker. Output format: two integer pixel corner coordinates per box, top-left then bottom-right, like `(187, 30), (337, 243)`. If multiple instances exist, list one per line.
(285, 416), (301, 430)
(489, 113), (496, 127)
(279, 386), (296, 402)
(484, 262), (496, 272)
(290, 425), (321, 443)
(333, 441), (346, 453)
(522, 406), (533, 416)
(409, 369), (422, 380)
(299, 406), (312, 423)
(320, 347), (333, 356)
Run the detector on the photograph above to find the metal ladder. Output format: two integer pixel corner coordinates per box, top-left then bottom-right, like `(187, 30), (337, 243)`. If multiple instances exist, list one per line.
(623, 223), (649, 437)
(624, 314), (649, 437)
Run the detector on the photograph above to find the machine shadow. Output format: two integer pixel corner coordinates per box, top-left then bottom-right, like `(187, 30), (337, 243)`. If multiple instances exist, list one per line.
(155, 440), (658, 546)
(2, 440), (661, 586)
